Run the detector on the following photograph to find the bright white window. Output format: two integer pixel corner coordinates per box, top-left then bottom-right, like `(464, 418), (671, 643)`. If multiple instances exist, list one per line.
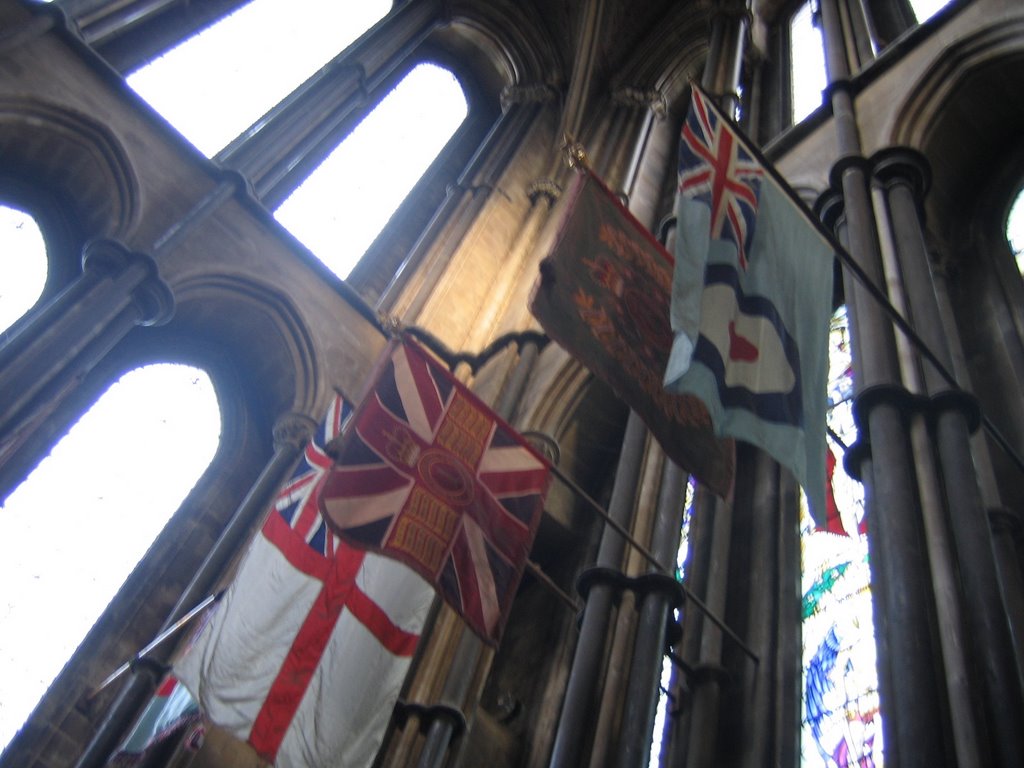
(1008, 189), (1024, 274)
(127, 0), (391, 156)
(274, 63), (467, 279)
(790, 2), (828, 123)
(0, 364), (221, 751)
(909, 0), (952, 23)
(0, 206), (47, 334)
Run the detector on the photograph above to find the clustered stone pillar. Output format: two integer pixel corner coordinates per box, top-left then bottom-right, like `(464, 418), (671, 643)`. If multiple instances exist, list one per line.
(817, 1), (948, 765)
(216, 0), (447, 205)
(0, 239), (173, 499)
(547, 411), (648, 768)
(874, 147), (1024, 767)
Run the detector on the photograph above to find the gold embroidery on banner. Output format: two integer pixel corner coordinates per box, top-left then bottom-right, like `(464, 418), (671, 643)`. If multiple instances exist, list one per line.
(388, 486), (458, 573)
(436, 392), (491, 468)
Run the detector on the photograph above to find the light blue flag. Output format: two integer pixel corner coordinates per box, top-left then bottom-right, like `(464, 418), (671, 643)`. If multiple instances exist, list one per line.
(665, 86), (834, 523)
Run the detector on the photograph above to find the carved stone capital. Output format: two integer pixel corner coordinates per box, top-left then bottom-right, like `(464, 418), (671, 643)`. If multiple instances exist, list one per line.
(273, 412), (318, 451)
(612, 86), (668, 118)
(132, 271), (175, 327)
(526, 178), (561, 208)
(500, 83), (558, 112)
(81, 237), (134, 277)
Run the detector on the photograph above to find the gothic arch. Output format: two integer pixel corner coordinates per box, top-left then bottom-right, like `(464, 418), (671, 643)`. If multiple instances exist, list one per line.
(169, 273), (322, 419)
(890, 18), (1024, 241)
(0, 98), (139, 240)
(445, 1), (561, 91)
(888, 19), (1024, 512)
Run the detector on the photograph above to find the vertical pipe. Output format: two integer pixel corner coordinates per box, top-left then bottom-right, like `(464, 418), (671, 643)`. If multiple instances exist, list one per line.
(548, 412), (647, 768)
(872, 179), (981, 768)
(614, 460), (686, 767)
(819, 2), (948, 765)
(880, 151), (1024, 767)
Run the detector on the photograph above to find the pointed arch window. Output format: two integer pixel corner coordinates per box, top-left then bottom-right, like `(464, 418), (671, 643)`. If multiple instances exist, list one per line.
(790, 2), (827, 124)
(0, 205), (47, 334)
(274, 62), (468, 279)
(126, 0), (391, 156)
(0, 364), (221, 751)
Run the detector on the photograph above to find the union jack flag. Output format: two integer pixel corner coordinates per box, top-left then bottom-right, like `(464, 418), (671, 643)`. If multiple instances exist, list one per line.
(319, 338), (551, 645)
(678, 87), (764, 270)
(273, 394), (350, 556)
(175, 392), (431, 766)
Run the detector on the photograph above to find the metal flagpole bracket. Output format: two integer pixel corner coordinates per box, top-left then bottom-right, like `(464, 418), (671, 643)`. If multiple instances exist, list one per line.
(394, 701), (468, 739)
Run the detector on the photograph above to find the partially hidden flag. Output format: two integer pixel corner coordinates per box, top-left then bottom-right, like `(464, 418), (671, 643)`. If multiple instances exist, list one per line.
(817, 447), (866, 537)
(319, 338), (551, 646)
(175, 394), (433, 768)
(110, 675), (201, 766)
(666, 85), (834, 524)
(529, 170), (734, 497)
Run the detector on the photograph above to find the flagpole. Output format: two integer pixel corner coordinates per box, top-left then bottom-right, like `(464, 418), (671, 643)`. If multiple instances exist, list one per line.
(524, 560), (580, 613)
(547, 456), (757, 663)
(87, 592), (223, 699)
(691, 82), (1024, 478)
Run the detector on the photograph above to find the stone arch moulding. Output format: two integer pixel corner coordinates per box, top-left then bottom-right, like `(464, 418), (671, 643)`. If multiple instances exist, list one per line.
(170, 273), (322, 420)
(890, 18), (1024, 151)
(0, 98), (140, 240)
(445, 1), (562, 91)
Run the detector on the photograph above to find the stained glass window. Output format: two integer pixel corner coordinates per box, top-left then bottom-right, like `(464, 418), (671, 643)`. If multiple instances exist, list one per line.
(649, 476), (697, 766)
(801, 306), (882, 766)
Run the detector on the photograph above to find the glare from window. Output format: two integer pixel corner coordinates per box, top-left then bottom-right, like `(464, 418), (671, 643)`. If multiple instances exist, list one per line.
(0, 206), (47, 334)
(274, 63), (468, 279)
(790, 2), (828, 123)
(909, 0), (952, 23)
(0, 365), (220, 752)
(127, 0), (391, 156)
(1008, 189), (1024, 273)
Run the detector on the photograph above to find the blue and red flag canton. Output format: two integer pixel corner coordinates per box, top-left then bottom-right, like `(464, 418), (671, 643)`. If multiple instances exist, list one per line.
(274, 395), (351, 557)
(319, 339), (551, 645)
(678, 89), (764, 270)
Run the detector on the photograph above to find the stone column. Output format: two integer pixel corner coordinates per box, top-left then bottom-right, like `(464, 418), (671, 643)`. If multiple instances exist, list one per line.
(548, 412), (648, 768)
(0, 239), (173, 441)
(819, 1), (949, 764)
(75, 411), (318, 768)
(217, 0), (446, 203)
(875, 147), (1024, 767)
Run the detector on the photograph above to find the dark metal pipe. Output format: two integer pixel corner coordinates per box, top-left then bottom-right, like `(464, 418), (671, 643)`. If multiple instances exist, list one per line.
(549, 411), (647, 768)
(614, 460), (686, 768)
